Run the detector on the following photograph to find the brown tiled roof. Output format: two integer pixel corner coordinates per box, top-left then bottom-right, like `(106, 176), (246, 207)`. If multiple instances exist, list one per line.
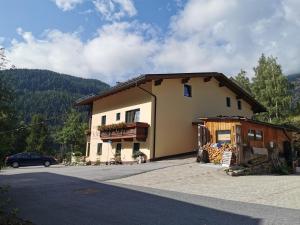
(75, 72), (266, 113)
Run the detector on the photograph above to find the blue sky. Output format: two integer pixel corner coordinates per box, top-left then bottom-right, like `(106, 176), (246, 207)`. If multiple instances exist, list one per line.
(0, 0), (184, 45)
(1, 0), (300, 84)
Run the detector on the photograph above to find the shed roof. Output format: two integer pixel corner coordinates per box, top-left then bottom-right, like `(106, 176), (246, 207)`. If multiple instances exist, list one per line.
(194, 116), (299, 132)
(75, 72), (266, 113)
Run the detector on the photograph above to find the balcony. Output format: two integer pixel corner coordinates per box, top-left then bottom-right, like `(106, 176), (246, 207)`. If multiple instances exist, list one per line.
(99, 122), (149, 142)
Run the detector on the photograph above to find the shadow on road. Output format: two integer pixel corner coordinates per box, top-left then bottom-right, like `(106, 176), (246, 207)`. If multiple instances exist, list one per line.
(1, 172), (260, 225)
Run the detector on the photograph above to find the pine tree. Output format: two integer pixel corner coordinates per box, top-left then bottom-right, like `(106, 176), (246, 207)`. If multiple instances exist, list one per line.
(26, 114), (50, 154)
(234, 69), (252, 94)
(252, 54), (291, 122)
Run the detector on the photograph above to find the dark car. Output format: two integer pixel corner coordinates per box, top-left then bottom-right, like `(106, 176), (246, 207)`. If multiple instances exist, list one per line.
(5, 152), (57, 168)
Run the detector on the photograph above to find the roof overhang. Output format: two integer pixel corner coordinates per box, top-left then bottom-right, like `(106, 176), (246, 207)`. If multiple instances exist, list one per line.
(193, 116), (299, 132)
(74, 72), (266, 113)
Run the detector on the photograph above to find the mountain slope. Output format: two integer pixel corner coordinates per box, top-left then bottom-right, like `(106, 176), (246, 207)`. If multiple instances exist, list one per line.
(287, 73), (300, 110)
(0, 69), (110, 126)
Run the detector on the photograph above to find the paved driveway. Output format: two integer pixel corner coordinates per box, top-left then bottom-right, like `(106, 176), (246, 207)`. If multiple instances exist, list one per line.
(1, 157), (195, 181)
(0, 159), (300, 225)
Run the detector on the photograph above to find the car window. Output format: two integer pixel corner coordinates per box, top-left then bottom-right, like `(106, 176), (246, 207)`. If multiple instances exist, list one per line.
(17, 153), (30, 159)
(30, 152), (41, 159)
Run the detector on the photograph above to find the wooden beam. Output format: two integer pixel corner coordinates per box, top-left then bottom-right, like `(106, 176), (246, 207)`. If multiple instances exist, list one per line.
(154, 79), (163, 86)
(219, 83), (224, 87)
(204, 77), (212, 82)
(236, 96), (241, 99)
(181, 77), (190, 84)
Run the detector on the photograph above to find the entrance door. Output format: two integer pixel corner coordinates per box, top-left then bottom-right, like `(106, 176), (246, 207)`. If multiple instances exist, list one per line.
(235, 125), (242, 164)
(283, 141), (292, 166)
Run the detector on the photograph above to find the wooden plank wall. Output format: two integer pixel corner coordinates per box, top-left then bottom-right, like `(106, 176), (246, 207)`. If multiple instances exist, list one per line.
(204, 120), (293, 153)
(241, 121), (292, 152)
(204, 121), (240, 144)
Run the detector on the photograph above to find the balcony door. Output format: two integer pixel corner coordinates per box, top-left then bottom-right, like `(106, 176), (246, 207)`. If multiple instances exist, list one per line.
(125, 109), (140, 123)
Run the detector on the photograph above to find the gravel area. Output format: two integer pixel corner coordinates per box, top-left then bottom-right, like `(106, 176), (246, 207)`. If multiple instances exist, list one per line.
(111, 162), (300, 210)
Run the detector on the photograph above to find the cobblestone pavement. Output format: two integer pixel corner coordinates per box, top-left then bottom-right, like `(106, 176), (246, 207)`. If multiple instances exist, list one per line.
(111, 162), (300, 210)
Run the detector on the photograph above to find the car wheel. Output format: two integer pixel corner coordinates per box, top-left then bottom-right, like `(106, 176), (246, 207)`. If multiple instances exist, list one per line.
(44, 161), (51, 167)
(12, 162), (19, 168)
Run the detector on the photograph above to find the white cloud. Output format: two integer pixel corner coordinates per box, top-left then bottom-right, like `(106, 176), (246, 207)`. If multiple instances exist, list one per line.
(6, 0), (300, 84)
(7, 22), (157, 84)
(154, 0), (300, 76)
(53, 0), (83, 11)
(93, 0), (137, 21)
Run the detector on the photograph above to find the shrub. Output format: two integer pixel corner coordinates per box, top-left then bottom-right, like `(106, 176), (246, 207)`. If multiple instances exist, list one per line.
(73, 151), (82, 157)
(94, 159), (101, 166)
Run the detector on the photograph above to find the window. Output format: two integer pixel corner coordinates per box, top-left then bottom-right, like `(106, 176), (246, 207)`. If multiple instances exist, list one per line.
(101, 115), (106, 125)
(248, 129), (255, 140)
(184, 84), (192, 97)
(30, 152), (41, 159)
(226, 97), (231, 107)
(248, 129), (263, 141)
(116, 112), (121, 121)
(126, 109), (140, 123)
(17, 153), (30, 159)
(116, 143), (122, 155)
(237, 100), (242, 110)
(216, 130), (231, 144)
(133, 143), (140, 154)
(87, 143), (90, 156)
(97, 143), (102, 155)
(255, 130), (263, 141)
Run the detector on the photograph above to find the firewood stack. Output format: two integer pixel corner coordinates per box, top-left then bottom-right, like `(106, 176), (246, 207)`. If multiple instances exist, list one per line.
(202, 143), (237, 164)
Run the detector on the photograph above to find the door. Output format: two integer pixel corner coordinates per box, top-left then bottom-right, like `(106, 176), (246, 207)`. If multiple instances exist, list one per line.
(30, 152), (43, 166)
(18, 152), (31, 166)
(283, 141), (292, 166)
(235, 125), (242, 164)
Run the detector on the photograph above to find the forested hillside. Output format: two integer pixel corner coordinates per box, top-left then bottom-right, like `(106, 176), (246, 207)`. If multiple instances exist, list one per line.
(0, 69), (109, 126)
(287, 73), (300, 110)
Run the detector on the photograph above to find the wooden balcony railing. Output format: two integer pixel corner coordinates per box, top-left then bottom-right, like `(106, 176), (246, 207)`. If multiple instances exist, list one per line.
(100, 122), (149, 142)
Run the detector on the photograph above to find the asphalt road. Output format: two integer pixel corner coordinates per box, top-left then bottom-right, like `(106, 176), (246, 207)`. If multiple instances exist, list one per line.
(0, 165), (299, 225)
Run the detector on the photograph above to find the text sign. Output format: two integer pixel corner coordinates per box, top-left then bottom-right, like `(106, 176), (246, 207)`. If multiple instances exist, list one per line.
(222, 151), (232, 168)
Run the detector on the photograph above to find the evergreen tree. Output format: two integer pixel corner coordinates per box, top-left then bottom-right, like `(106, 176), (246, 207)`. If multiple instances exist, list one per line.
(234, 69), (252, 94)
(252, 54), (291, 122)
(26, 115), (50, 154)
(0, 74), (15, 168)
(56, 110), (87, 155)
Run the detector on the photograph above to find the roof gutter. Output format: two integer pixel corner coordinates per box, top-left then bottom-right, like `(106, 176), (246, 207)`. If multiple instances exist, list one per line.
(136, 82), (157, 161)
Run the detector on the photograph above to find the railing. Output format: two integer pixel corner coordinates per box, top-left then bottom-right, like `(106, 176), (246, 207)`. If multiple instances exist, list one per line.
(100, 122), (149, 142)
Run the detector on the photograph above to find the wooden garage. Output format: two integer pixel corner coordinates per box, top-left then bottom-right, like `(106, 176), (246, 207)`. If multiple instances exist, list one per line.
(194, 116), (297, 166)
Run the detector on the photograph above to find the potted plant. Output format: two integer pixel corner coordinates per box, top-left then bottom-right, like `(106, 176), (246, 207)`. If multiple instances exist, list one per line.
(132, 151), (146, 164)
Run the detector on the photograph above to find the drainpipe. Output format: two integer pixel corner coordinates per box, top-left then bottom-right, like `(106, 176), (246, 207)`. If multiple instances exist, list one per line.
(136, 84), (157, 161)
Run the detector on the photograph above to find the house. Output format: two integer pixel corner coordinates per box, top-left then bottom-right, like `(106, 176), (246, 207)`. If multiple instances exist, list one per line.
(193, 116), (296, 166)
(75, 72), (266, 163)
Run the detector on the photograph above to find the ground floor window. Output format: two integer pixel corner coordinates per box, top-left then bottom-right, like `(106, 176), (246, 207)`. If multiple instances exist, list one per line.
(97, 143), (102, 155)
(116, 143), (122, 155)
(87, 143), (90, 156)
(133, 143), (140, 153)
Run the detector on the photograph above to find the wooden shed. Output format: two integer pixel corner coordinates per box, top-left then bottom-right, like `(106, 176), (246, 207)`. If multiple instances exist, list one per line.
(193, 117), (296, 165)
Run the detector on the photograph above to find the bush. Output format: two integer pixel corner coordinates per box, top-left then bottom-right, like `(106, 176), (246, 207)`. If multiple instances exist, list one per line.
(94, 159), (101, 166)
(73, 151), (82, 157)
(86, 160), (91, 166)
(132, 151), (145, 159)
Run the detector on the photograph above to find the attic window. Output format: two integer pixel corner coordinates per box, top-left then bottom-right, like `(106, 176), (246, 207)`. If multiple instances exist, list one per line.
(226, 97), (231, 107)
(237, 100), (242, 110)
(184, 84), (192, 97)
